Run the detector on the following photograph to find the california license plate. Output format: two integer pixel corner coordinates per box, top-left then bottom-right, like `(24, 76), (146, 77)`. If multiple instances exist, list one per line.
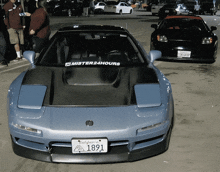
(72, 138), (108, 153)
(177, 51), (191, 58)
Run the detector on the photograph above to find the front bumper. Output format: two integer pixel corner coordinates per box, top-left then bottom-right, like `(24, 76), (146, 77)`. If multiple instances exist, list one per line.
(157, 56), (215, 63)
(11, 127), (172, 163)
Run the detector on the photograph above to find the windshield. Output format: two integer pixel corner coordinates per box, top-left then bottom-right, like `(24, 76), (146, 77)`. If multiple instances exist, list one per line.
(36, 32), (144, 67)
(159, 18), (209, 31)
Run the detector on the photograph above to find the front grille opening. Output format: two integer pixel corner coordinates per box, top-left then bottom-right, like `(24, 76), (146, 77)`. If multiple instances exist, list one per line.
(15, 137), (44, 145)
(109, 140), (129, 147)
(14, 137), (48, 152)
(135, 135), (163, 145)
(50, 142), (72, 148)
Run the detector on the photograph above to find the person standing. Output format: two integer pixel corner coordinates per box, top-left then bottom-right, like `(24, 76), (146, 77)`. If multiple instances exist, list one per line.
(89, 0), (95, 15)
(74, 0), (83, 17)
(29, 0), (51, 56)
(3, 0), (25, 60)
(0, 6), (8, 65)
(83, 0), (90, 16)
(0, 31), (7, 65)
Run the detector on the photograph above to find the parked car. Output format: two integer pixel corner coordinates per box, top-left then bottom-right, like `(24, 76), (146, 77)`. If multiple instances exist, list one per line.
(8, 25), (174, 163)
(151, 1), (166, 16)
(183, 1), (199, 14)
(51, 0), (77, 16)
(200, 0), (217, 15)
(94, 2), (106, 14)
(104, 1), (133, 14)
(158, 3), (190, 19)
(151, 15), (218, 63)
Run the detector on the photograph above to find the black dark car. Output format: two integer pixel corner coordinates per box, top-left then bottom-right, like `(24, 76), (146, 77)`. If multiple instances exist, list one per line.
(150, 15), (218, 63)
(50, 0), (82, 16)
(200, 0), (217, 15)
(158, 3), (190, 19)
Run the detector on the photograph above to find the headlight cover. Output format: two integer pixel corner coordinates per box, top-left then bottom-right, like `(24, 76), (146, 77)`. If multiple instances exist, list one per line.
(157, 35), (168, 42)
(137, 121), (167, 135)
(202, 37), (213, 44)
(12, 123), (42, 134)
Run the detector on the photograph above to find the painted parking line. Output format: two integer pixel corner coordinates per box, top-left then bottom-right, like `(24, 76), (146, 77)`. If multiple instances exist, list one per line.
(0, 59), (27, 68)
(0, 63), (30, 74)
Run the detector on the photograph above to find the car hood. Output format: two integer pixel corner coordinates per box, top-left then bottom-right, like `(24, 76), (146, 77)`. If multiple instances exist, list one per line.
(21, 66), (159, 106)
(45, 105), (166, 131)
(157, 29), (209, 41)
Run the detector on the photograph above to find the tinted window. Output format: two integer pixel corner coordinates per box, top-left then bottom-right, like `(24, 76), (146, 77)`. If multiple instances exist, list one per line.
(36, 32), (144, 67)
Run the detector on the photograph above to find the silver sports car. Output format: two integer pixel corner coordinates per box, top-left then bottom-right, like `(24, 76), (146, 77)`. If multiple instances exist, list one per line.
(7, 25), (174, 163)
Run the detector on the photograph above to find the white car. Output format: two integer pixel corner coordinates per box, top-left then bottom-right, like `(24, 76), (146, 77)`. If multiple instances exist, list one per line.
(175, 4), (189, 15)
(94, 2), (106, 13)
(104, 1), (133, 14)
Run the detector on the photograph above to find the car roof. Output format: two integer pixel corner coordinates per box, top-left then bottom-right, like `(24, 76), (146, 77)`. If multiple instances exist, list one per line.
(58, 25), (127, 32)
(165, 15), (203, 20)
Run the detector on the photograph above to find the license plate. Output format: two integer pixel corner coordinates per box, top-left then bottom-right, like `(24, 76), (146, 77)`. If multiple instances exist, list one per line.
(165, 10), (169, 13)
(72, 138), (108, 153)
(177, 51), (191, 58)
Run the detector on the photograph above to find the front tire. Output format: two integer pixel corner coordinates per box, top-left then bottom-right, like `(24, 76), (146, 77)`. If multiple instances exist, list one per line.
(130, 9), (133, 14)
(119, 10), (122, 15)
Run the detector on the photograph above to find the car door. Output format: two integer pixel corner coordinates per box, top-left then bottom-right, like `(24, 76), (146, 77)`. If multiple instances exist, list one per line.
(124, 3), (130, 13)
(99, 2), (106, 10)
(119, 3), (125, 13)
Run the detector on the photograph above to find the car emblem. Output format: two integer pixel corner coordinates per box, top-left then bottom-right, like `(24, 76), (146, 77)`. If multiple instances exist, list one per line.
(86, 120), (94, 126)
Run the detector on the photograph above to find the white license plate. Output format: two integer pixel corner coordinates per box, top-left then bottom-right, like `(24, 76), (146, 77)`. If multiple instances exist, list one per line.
(177, 51), (191, 58)
(72, 138), (108, 153)
(165, 10), (169, 13)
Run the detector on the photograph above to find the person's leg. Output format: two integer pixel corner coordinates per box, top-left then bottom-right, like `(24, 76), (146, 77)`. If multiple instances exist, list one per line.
(0, 32), (8, 65)
(14, 43), (21, 59)
(0, 32), (6, 61)
(8, 28), (22, 60)
(18, 29), (24, 59)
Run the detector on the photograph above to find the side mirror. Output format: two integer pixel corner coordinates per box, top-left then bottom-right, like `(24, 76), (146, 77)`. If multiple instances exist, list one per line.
(210, 26), (217, 31)
(148, 50), (162, 63)
(151, 24), (158, 29)
(23, 51), (36, 68)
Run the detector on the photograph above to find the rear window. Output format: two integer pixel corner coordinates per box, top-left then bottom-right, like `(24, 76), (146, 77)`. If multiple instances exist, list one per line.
(36, 32), (144, 67)
(159, 18), (209, 31)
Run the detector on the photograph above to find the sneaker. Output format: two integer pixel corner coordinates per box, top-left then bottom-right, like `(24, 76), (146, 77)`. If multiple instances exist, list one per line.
(16, 57), (22, 60)
(13, 57), (22, 61)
